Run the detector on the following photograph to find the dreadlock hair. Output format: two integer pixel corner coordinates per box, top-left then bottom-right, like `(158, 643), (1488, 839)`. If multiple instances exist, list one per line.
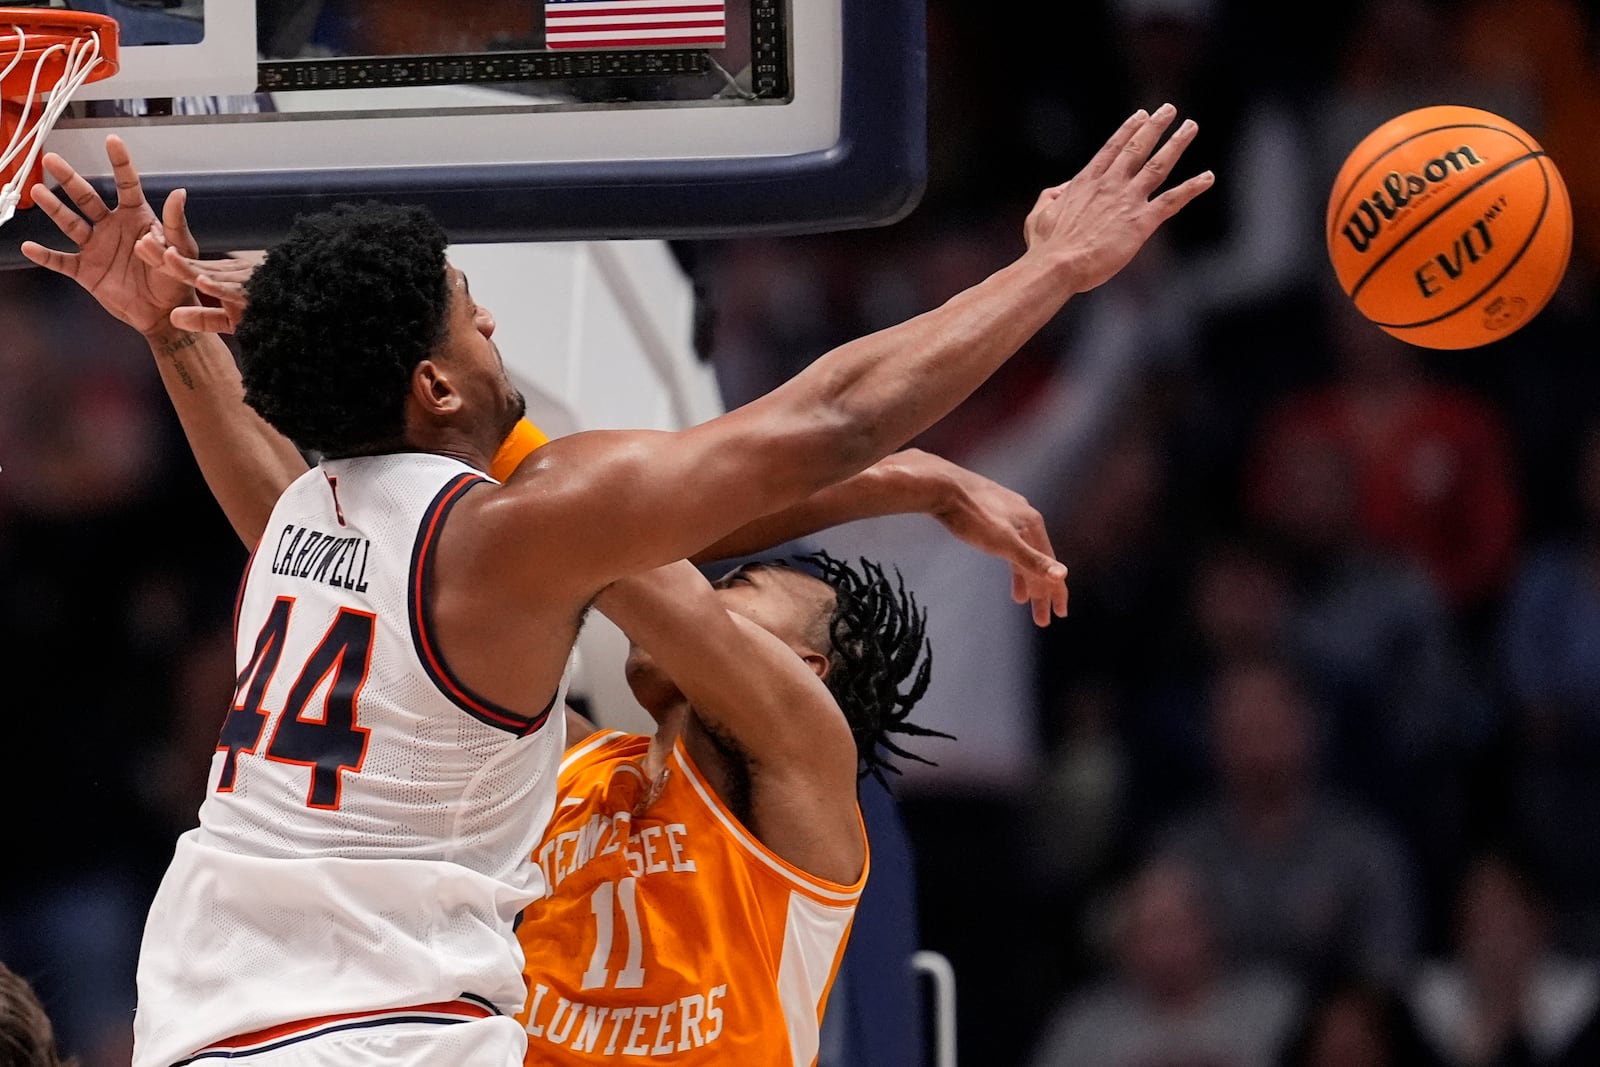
(233, 201), (453, 457)
(795, 550), (950, 787)
(0, 962), (75, 1067)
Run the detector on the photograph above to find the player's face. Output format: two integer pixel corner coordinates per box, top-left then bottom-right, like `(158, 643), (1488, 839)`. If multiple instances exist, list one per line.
(622, 564), (837, 719)
(439, 264), (526, 437)
(709, 564), (836, 649)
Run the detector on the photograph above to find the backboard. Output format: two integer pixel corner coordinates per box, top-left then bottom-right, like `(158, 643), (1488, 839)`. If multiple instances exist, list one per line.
(0, 0), (925, 267)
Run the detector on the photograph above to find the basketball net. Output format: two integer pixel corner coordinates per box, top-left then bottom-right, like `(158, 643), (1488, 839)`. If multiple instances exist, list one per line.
(0, 12), (115, 229)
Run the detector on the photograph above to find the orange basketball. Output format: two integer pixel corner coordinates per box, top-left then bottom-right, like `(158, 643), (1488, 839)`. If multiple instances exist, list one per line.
(1325, 104), (1572, 350)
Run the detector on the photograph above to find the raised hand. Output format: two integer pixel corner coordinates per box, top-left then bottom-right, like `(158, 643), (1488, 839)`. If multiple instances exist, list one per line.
(917, 456), (1070, 627)
(18, 134), (198, 336)
(136, 231), (260, 334)
(1024, 103), (1214, 294)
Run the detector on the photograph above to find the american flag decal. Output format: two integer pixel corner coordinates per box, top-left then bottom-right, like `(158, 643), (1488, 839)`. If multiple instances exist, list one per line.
(544, 0), (727, 51)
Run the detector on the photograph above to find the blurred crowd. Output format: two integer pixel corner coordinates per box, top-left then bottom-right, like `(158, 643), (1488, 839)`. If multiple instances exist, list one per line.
(3, 1), (1600, 1066)
(708, 0), (1600, 1063)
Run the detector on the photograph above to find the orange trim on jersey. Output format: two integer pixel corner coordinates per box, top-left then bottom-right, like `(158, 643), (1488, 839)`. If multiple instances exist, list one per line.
(192, 997), (493, 1052)
(670, 742), (868, 904)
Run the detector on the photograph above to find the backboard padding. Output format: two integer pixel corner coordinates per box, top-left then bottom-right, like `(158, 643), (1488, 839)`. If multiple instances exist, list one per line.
(0, 0), (925, 264)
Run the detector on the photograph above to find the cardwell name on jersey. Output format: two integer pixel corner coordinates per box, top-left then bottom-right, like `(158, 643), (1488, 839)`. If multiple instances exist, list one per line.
(269, 524), (372, 592)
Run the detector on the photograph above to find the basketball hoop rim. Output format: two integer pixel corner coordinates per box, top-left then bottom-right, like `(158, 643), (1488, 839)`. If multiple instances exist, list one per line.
(0, 8), (120, 94)
(0, 6), (120, 224)
(0, 8), (118, 39)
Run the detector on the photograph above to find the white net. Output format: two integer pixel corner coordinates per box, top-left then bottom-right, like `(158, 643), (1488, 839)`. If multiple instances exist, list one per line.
(0, 20), (107, 227)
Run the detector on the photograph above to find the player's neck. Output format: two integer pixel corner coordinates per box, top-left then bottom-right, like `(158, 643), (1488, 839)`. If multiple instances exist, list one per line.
(401, 410), (500, 474)
(422, 439), (494, 474)
(682, 714), (753, 823)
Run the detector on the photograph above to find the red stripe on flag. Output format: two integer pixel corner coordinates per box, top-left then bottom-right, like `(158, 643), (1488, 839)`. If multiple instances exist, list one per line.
(547, 19), (723, 30)
(548, 34), (725, 48)
(547, 4), (725, 16)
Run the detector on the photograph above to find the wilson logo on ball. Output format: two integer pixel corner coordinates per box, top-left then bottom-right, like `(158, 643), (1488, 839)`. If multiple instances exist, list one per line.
(1339, 145), (1485, 254)
(1325, 104), (1572, 350)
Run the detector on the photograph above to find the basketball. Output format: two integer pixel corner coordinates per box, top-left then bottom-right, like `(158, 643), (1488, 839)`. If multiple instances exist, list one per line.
(1325, 104), (1572, 350)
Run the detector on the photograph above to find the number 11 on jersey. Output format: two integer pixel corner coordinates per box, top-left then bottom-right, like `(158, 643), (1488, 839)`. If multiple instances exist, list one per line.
(582, 877), (647, 990)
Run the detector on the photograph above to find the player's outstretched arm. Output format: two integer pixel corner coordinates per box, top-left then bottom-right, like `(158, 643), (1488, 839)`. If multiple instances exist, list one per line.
(488, 105), (1211, 597)
(691, 447), (1070, 625)
(127, 195), (1068, 622)
(20, 136), (308, 548)
(595, 560), (863, 882)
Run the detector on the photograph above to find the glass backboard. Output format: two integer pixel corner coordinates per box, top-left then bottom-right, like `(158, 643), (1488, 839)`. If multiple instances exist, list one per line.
(0, 0), (925, 266)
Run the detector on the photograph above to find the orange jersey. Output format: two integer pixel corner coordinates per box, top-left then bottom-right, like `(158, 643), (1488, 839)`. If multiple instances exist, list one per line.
(516, 729), (867, 1066)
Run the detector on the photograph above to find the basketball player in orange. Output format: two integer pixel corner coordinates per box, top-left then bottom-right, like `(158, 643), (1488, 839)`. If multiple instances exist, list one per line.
(21, 106), (1209, 1067)
(521, 549), (928, 1066)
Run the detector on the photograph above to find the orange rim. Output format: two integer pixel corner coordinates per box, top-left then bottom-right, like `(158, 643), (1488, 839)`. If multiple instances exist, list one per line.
(0, 9), (120, 99)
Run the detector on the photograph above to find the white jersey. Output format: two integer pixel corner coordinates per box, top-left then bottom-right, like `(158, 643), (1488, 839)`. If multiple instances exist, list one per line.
(134, 453), (568, 1067)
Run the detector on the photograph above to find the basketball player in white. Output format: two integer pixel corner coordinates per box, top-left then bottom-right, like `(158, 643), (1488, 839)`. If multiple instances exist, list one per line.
(19, 106), (1210, 1066)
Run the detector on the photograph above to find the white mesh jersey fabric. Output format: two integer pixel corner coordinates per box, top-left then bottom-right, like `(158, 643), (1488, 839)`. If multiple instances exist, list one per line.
(133, 453), (570, 1067)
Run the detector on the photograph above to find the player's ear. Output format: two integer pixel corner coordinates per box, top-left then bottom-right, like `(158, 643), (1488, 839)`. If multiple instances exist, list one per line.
(413, 359), (462, 416)
(801, 650), (830, 682)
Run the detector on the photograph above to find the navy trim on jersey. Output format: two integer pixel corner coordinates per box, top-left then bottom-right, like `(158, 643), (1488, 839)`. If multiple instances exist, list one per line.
(170, 996), (504, 1064)
(458, 993), (499, 1014)
(172, 1015), (475, 1064)
(408, 473), (556, 737)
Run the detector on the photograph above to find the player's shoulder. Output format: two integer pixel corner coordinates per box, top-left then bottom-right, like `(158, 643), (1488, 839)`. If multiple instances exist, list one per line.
(668, 742), (869, 900)
(559, 729), (650, 777)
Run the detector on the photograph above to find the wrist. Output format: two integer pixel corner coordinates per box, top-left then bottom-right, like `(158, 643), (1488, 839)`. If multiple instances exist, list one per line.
(144, 322), (188, 346)
(880, 448), (960, 515)
(1021, 243), (1089, 295)
(142, 316), (194, 346)
(144, 322), (200, 354)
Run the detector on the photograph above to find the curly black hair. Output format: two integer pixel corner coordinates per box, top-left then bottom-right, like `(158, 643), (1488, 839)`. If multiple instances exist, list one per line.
(233, 202), (452, 457)
(791, 551), (949, 786)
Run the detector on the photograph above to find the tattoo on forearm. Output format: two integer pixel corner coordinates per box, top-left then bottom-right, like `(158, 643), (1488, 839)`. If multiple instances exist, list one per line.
(156, 332), (199, 389)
